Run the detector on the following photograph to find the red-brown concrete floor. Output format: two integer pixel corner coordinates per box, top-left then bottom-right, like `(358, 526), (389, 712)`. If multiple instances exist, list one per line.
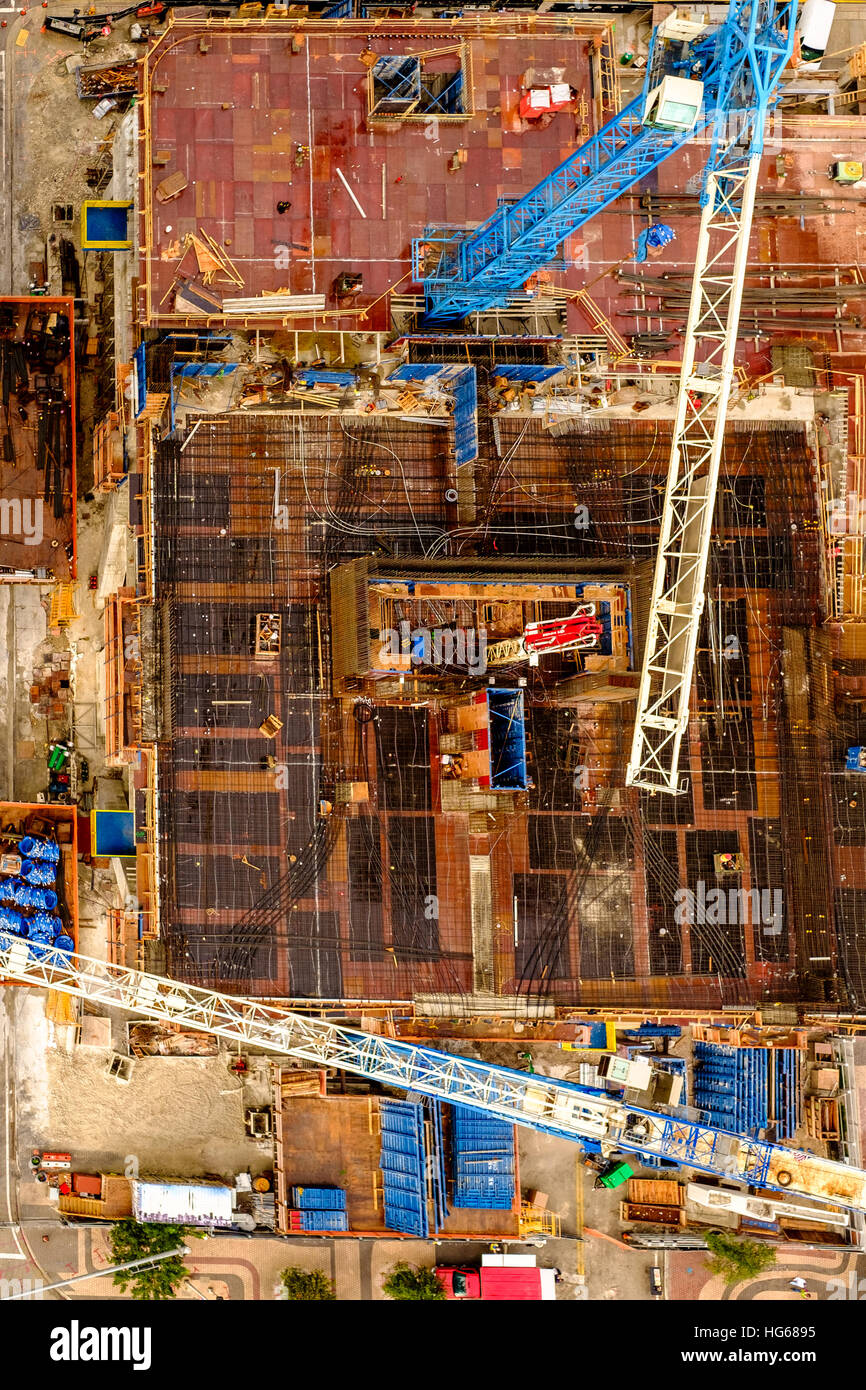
(142, 29), (866, 380)
(142, 26), (598, 320)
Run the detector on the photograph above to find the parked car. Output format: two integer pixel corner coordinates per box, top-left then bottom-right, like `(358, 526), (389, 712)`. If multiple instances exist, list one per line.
(650, 1265), (663, 1298)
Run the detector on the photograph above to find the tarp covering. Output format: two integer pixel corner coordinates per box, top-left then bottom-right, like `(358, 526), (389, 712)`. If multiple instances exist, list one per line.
(132, 1179), (235, 1228)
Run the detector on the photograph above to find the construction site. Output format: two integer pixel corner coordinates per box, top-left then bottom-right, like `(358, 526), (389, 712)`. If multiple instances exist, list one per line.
(1, 0), (866, 1318)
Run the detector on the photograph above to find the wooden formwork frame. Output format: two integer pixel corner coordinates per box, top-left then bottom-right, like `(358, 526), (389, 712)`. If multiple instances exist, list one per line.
(104, 590), (142, 766)
(136, 749), (160, 942)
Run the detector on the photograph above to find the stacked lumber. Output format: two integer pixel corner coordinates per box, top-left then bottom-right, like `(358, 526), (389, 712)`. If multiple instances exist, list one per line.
(621, 1178), (686, 1227)
(223, 293), (326, 316)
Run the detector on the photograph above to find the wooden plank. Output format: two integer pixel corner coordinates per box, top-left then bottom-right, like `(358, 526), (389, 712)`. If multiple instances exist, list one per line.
(626, 1178), (683, 1207)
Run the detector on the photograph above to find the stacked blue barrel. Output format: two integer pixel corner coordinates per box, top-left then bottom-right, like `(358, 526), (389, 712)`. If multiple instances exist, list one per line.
(0, 835), (74, 964)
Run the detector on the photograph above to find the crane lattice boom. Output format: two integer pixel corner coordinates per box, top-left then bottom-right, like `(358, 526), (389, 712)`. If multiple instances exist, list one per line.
(3, 929), (865, 1214)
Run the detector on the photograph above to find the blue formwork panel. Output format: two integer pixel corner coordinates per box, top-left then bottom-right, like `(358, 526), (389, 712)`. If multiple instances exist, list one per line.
(774, 1049), (802, 1140)
(378, 1149), (422, 1177)
(295, 369), (354, 387)
(694, 1043), (772, 1137)
(380, 1099), (429, 1238)
(383, 1200), (426, 1238)
(387, 363), (478, 466)
(294, 1209), (350, 1232)
(623, 1024), (682, 1040)
(379, 1169), (422, 1195)
(425, 1097), (449, 1231)
(450, 1103), (515, 1210)
(290, 1186), (347, 1210)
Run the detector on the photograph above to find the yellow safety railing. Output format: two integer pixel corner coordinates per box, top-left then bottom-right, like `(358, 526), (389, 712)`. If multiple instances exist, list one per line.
(519, 1202), (562, 1239)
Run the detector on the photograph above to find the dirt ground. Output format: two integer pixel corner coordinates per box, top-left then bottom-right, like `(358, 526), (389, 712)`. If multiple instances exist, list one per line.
(13, 988), (274, 1184)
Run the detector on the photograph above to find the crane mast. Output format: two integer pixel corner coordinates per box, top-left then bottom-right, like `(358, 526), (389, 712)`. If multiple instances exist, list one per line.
(4, 928), (866, 1214)
(625, 156), (763, 792)
(627, 2), (796, 792)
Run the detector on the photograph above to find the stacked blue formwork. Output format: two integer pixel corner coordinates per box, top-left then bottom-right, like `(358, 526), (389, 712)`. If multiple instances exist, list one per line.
(292, 1208), (350, 1232)
(379, 1099), (429, 1238)
(693, 1043), (738, 1131)
(450, 1104), (515, 1210)
(295, 369), (355, 389)
(425, 1097), (449, 1231)
(291, 1186), (347, 1210)
(693, 1043), (769, 1137)
(289, 1186), (348, 1232)
(490, 364), (563, 387)
(387, 363), (478, 467)
(774, 1050), (802, 1141)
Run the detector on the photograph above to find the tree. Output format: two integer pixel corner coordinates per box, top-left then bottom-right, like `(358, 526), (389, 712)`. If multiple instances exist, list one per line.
(705, 1231), (777, 1285)
(382, 1261), (447, 1301)
(109, 1220), (191, 1301)
(280, 1267), (336, 1301)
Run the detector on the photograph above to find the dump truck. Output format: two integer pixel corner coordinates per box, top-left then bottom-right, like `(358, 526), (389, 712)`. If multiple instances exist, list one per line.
(435, 1254), (557, 1301)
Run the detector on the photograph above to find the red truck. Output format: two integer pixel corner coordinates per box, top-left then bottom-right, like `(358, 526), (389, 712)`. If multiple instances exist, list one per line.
(436, 1257), (557, 1301)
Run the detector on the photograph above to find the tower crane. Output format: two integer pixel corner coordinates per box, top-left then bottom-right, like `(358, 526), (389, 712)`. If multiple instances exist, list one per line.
(4, 927), (866, 1215)
(418, 0), (796, 794)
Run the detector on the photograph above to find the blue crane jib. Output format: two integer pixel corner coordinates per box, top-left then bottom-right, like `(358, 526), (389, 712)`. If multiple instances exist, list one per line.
(1, 927), (864, 1214)
(417, 1), (796, 323)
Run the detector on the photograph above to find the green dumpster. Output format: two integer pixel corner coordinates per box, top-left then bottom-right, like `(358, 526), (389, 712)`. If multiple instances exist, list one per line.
(596, 1161), (633, 1190)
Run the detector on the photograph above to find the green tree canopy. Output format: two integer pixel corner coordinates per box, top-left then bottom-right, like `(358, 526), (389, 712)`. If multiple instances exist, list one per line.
(382, 1261), (447, 1301)
(705, 1231), (777, 1285)
(280, 1267), (337, 1301)
(109, 1219), (191, 1301)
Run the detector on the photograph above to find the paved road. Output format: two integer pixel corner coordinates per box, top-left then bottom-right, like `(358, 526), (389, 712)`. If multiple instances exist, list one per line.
(0, 989), (49, 1294)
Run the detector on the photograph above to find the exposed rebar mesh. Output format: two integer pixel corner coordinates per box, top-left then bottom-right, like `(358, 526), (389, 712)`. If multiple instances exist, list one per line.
(147, 399), (849, 1011)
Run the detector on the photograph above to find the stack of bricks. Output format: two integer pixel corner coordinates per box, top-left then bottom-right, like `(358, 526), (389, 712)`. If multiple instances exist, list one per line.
(29, 649), (72, 721)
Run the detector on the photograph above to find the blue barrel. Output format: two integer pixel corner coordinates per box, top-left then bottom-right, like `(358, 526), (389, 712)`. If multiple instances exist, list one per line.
(20, 860), (55, 886)
(54, 934), (75, 953)
(30, 912), (62, 938)
(0, 906), (24, 934)
(0, 878), (30, 908)
(19, 836), (60, 864)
